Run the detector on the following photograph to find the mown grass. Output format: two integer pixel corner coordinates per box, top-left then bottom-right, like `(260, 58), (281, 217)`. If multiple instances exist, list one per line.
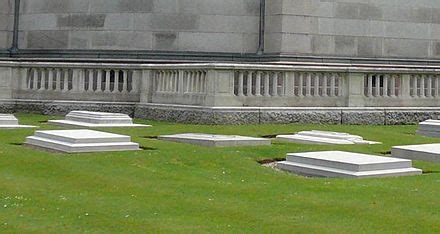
(0, 113), (439, 233)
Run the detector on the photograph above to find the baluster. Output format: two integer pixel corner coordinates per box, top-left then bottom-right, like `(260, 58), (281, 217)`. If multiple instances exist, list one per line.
(39, 69), (46, 90)
(131, 70), (139, 93)
(195, 71), (200, 93)
(47, 68), (53, 90)
(55, 69), (61, 91)
(162, 71), (167, 92)
(79, 69), (85, 92)
(26, 68), (31, 89)
(411, 75), (417, 97)
(62, 69), (69, 92)
(238, 71), (244, 96)
(87, 70), (94, 92)
(272, 72), (278, 96)
(253, 72), (260, 96)
(435, 76), (439, 97)
(185, 71), (190, 93)
(322, 73), (328, 97)
(383, 74), (388, 97)
(420, 75), (425, 97)
(104, 70), (111, 93)
(390, 75), (396, 97)
(122, 70), (128, 93)
(313, 73), (319, 96)
(32, 68), (38, 90)
(263, 72), (269, 96)
(366, 74), (372, 97)
(330, 73), (336, 97)
(298, 72), (304, 96)
(157, 71), (163, 92)
(427, 75), (432, 97)
(337, 74), (343, 96)
(174, 71), (179, 92)
(96, 70), (102, 92)
(114, 70), (120, 93)
(305, 73), (311, 96)
(373, 75), (379, 97)
(246, 71), (253, 96)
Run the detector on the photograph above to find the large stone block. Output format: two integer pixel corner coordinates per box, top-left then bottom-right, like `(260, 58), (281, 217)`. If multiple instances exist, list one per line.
(90, 0), (154, 13)
(158, 133), (271, 147)
(277, 131), (380, 145)
(392, 144), (440, 163)
(26, 30), (69, 49)
(277, 151), (422, 178)
(25, 129), (140, 153)
(48, 111), (150, 128)
(0, 114), (36, 128)
(416, 119), (440, 137)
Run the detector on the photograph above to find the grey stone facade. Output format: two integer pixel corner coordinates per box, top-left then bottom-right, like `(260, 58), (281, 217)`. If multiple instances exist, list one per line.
(0, 0), (13, 51)
(1, 0), (440, 61)
(266, 0), (440, 59)
(18, 0), (260, 53)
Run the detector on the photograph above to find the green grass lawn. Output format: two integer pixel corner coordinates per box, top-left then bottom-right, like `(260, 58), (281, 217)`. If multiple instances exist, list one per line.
(0, 113), (439, 233)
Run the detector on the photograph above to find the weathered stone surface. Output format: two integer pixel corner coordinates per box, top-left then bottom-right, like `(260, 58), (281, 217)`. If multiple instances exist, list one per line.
(260, 110), (341, 124)
(342, 110), (385, 125)
(158, 133), (270, 147)
(48, 111), (150, 128)
(277, 131), (380, 145)
(0, 114), (36, 128)
(392, 144), (440, 163)
(277, 151), (422, 178)
(25, 129), (139, 153)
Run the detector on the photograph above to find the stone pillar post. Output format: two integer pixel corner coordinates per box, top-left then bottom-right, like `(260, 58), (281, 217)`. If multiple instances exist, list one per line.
(140, 69), (153, 103)
(204, 69), (240, 106)
(401, 74), (411, 98)
(346, 73), (365, 107)
(284, 71), (295, 96)
(0, 67), (13, 99)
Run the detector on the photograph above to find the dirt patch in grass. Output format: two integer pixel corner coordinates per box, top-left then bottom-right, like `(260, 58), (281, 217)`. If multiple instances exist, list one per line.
(142, 136), (158, 139)
(257, 158), (285, 164)
(260, 133), (296, 139)
(140, 146), (157, 151)
(380, 151), (391, 155)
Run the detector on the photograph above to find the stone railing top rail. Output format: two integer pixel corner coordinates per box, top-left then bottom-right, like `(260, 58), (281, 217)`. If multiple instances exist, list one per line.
(3, 61), (440, 73)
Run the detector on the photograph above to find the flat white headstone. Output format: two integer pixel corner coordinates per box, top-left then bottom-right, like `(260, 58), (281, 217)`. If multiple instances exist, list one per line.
(0, 114), (36, 128)
(158, 133), (271, 147)
(416, 119), (440, 138)
(276, 130), (380, 145)
(277, 151), (421, 178)
(392, 143), (440, 163)
(48, 111), (150, 128)
(25, 129), (139, 153)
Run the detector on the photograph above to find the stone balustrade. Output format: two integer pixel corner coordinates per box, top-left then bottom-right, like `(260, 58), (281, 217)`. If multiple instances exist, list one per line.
(1, 60), (440, 107)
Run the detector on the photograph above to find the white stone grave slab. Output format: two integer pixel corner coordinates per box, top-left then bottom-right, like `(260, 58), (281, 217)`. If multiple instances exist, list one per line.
(158, 133), (271, 147)
(48, 111), (150, 128)
(277, 151), (421, 178)
(416, 119), (440, 137)
(25, 129), (139, 153)
(276, 130), (380, 145)
(392, 143), (440, 163)
(0, 114), (36, 128)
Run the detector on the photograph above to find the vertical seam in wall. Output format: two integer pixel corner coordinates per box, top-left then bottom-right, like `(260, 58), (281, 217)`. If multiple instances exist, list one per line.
(340, 109), (343, 125)
(258, 108), (261, 125)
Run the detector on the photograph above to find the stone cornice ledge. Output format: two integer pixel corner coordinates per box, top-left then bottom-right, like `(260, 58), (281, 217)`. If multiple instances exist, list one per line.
(2, 61), (440, 74)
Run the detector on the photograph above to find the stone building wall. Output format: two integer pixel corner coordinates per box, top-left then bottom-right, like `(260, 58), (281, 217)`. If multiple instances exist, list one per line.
(18, 0), (260, 53)
(0, 0), (13, 50)
(266, 0), (440, 59)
